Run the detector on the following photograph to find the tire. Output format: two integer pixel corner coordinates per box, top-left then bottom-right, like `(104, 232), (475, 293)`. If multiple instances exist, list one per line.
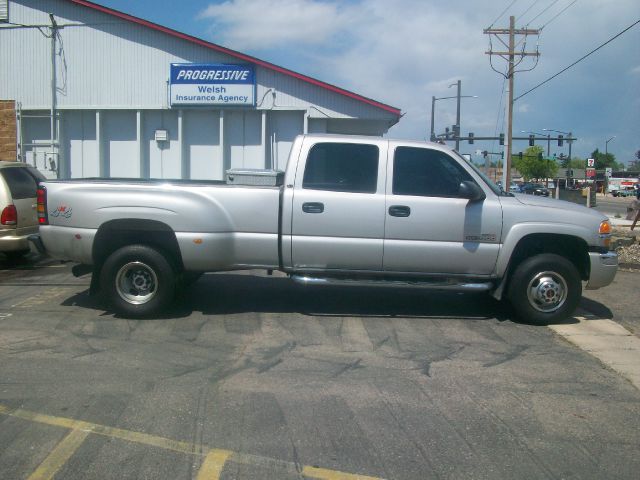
(100, 244), (176, 317)
(507, 253), (581, 325)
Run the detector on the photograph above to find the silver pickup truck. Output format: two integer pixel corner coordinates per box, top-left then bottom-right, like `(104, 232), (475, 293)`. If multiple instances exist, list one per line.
(31, 134), (617, 324)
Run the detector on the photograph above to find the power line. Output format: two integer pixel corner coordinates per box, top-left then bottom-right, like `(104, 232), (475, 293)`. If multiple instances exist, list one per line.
(540, 0), (577, 30)
(527, 0), (560, 26)
(489, 0), (519, 28)
(515, 18), (640, 101)
(518, 0), (541, 24)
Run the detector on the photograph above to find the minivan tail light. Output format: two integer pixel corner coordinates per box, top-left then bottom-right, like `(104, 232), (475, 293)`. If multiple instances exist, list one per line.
(1, 205), (17, 225)
(37, 186), (48, 225)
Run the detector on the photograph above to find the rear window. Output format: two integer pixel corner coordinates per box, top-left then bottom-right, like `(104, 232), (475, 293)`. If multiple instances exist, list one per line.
(0, 166), (39, 200)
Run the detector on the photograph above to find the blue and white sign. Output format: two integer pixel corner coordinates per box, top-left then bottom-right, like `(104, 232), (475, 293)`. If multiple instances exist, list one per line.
(170, 63), (255, 106)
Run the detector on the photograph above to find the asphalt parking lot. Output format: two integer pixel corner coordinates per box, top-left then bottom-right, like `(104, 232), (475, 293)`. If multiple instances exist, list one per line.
(1, 254), (639, 480)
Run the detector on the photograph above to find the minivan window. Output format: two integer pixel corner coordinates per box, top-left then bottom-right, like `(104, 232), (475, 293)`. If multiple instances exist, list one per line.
(393, 147), (473, 197)
(0, 167), (39, 200)
(302, 143), (379, 194)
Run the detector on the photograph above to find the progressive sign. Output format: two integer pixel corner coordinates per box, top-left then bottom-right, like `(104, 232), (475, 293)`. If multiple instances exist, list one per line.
(170, 64), (255, 106)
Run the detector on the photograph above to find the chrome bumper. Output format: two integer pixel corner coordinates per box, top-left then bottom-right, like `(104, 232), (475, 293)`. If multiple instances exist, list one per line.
(585, 251), (618, 290)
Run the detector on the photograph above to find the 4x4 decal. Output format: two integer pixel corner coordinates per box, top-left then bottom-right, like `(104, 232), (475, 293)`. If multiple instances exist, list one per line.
(50, 205), (72, 219)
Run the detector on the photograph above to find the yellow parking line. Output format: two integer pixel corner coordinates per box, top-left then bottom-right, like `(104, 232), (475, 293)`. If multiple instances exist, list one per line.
(0, 404), (385, 480)
(303, 465), (383, 480)
(27, 429), (91, 480)
(196, 449), (233, 480)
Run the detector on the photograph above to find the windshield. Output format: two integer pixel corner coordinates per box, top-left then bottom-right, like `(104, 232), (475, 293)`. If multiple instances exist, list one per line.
(452, 151), (512, 196)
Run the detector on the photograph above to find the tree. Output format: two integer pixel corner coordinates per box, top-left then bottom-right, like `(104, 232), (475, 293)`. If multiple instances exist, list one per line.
(628, 150), (640, 171)
(513, 145), (558, 180)
(569, 157), (586, 169)
(590, 149), (623, 170)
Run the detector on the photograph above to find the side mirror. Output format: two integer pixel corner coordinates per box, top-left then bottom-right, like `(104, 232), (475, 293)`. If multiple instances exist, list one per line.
(459, 181), (486, 202)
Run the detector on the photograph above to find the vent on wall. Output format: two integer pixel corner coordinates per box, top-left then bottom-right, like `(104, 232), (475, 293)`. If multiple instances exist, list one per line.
(0, 1), (8, 22)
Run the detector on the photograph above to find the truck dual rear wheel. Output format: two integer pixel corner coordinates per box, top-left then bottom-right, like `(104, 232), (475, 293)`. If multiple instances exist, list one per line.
(508, 253), (581, 325)
(100, 245), (176, 317)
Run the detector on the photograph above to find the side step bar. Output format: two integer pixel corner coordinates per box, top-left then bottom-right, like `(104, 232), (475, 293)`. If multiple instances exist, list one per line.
(290, 275), (493, 292)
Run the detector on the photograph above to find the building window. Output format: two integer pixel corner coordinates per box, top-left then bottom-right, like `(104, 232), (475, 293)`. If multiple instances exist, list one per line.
(393, 146), (473, 197)
(303, 142), (379, 193)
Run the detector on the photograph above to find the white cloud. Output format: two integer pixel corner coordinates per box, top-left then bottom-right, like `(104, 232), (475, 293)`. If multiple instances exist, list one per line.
(199, 0), (640, 158)
(199, 0), (351, 49)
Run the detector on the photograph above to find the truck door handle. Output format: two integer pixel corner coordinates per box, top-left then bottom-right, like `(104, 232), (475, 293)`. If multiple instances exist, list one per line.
(302, 202), (324, 214)
(389, 205), (411, 217)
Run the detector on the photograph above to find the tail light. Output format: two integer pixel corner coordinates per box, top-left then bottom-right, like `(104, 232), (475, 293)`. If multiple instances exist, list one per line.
(1, 205), (17, 225)
(37, 186), (48, 225)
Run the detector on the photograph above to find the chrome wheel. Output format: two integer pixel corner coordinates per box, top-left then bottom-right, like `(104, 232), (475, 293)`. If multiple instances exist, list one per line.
(115, 261), (158, 305)
(526, 271), (568, 313)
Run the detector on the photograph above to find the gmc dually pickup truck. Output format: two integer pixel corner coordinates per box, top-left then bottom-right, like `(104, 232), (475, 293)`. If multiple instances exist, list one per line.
(31, 134), (618, 324)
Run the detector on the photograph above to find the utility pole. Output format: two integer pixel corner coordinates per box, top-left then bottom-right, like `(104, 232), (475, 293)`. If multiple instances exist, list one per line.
(484, 16), (540, 187)
(454, 80), (461, 151)
(49, 13), (58, 175)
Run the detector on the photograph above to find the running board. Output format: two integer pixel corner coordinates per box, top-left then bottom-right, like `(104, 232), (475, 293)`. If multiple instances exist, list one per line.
(290, 275), (493, 292)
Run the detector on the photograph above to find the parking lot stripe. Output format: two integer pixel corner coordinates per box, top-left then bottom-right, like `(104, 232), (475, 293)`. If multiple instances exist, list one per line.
(27, 429), (91, 480)
(0, 404), (385, 480)
(196, 449), (233, 480)
(302, 465), (382, 480)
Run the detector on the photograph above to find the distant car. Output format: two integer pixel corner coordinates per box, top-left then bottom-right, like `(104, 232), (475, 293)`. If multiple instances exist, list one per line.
(519, 183), (550, 196)
(509, 182), (520, 192)
(0, 161), (45, 259)
(611, 189), (635, 198)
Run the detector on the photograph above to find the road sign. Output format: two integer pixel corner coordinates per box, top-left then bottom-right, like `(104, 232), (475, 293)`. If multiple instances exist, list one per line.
(605, 167), (612, 178)
(587, 158), (595, 167)
(586, 168), (596, 178)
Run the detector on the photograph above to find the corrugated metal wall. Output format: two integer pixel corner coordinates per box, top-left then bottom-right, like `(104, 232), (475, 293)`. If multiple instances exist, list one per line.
(1, 0), (398, 179)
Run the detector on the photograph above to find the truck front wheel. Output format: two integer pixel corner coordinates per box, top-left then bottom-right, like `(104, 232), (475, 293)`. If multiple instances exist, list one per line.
(100, 245), (176, 317)
(507, 253), (581, 325)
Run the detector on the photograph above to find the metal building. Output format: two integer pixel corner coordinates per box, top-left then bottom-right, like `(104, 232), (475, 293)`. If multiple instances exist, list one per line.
(0, 0), (401, 179)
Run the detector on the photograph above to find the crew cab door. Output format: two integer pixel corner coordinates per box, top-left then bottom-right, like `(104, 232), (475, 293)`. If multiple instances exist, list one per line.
(383, 143), (502, 275)
(289, 138), (387, 271)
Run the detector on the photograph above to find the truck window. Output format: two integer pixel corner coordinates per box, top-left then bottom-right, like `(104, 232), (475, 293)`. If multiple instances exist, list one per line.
(302, 142), (379, 193)
(393, 146), (473, 197)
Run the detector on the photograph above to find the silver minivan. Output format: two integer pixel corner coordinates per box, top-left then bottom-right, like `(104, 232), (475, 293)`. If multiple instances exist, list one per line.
(0, 161), (46, 259)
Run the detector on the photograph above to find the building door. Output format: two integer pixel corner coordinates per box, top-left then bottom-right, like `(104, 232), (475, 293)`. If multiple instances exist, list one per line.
(269, 111), (304, 170)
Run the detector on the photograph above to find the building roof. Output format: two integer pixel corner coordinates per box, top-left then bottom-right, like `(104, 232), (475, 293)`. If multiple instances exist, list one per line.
(68, 0), (402, 118)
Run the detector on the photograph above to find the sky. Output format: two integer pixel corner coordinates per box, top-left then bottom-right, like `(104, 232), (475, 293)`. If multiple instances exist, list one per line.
(94, 0), (639, 166)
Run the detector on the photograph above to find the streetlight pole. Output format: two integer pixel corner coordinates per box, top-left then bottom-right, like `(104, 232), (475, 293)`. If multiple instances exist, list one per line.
(605, 136), (615, 156)
(430, 83), (477, 146)
(453, 80), (461, 151)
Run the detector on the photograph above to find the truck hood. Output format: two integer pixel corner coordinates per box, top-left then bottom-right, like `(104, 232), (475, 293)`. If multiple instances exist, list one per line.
(512, 193), (607, 221)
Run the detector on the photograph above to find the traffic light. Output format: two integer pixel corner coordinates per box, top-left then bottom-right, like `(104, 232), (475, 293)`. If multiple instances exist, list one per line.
(499, 133), (504, 145)
(452, 125), (460, 138)
(482, 150), (488, 158)
(558, 135), (563, 146)
(468, 132), (474, 144)
(528, 135), (535, 147)
(518, 152), (523, 160)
